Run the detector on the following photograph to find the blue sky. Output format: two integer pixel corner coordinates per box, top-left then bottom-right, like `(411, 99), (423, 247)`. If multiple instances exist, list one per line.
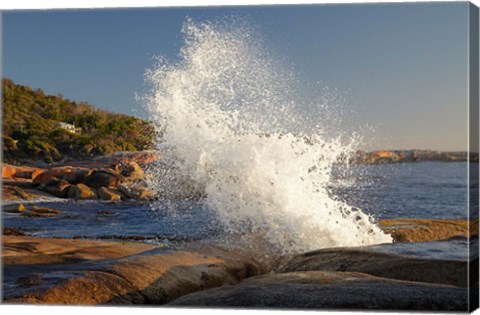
(2, 2), (470, 150)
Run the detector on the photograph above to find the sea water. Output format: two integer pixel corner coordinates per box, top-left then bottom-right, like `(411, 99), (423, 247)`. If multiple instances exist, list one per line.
(3, 162), (471, 260)
(332, 161), (469, 219)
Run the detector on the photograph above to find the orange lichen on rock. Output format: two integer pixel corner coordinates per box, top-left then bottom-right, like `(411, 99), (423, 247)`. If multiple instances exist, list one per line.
(2, 164), (45, 180)
(3, 235), (264, 305)
(379, 218), (478, 242)
(371, 151), (396, 159)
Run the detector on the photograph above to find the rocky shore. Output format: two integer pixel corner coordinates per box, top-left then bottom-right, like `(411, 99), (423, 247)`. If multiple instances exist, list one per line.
(2, 149), (476, 205)
(2, 152), (160, 203)
(2, 230), (477, 310)
(172, 251), (474, 310)
(3, 235), (264, 305)
(2, 150), (478, 310)
(2, 215), (478, 310)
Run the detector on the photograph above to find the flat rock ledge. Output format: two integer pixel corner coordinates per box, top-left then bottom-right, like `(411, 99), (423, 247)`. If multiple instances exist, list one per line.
(278, 247), (472, 287)
(169, 270), (468, 311)
(379, 218), (479, 242)
(170, 248), (475, 311)
(3, 236), (264, 305)
(3, 236), (476, 310)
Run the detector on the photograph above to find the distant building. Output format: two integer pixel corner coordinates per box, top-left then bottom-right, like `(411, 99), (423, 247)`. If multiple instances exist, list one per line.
(58, 122), (81, 134)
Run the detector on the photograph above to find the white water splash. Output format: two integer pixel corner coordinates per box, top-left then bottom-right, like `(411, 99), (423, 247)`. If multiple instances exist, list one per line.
(145, 18), (392, 254)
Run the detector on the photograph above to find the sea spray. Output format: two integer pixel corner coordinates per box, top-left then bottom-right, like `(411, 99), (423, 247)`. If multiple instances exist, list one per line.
(145, 18), (392, 254)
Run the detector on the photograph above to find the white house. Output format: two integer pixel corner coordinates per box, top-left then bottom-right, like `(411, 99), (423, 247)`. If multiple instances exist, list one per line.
(58, 122), (81, 134)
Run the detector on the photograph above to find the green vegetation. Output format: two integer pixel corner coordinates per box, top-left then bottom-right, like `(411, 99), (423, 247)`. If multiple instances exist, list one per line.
(2, 78), (154, 164)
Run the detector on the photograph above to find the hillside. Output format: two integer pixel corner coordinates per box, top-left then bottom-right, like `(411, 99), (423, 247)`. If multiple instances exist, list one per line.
(2, 78), (154, 164)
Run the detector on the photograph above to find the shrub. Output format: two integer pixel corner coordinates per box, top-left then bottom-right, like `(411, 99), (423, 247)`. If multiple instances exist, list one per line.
(2, 78), (155, 163)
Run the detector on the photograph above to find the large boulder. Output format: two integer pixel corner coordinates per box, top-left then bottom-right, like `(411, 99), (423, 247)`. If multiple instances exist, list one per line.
(33, 171), (54, 185)
(97, 187), (125, 201)
(49, 166), (74, 178)
(85, 169), (126, 189)
(3, 204), (27, 213)
(30, 169), (45, 181)
(113, 161), (144, 180)
(67, 184), (97, 200)
(367, 151), (398, 164)
(14, 168), (44, 180)
(63, 169), (93, 185)
(117, 183), (155, 201)
(169, 270), (468, 311)
(33, 167), (93, 186)
(2, 164), (17, 179)
(2, 164), (45, 180)
(42, 178), (71, 198)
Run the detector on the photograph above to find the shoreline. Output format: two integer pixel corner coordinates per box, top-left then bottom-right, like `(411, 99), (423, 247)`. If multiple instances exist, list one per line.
(2, 152), (160, 204)
(1, 152), (475, 208)
(3, 213), (477, 244)
(2, 152), (478, 309)
(2, 232), (476, 309)
(3, 149), (478, 170)
(2, 182), (477, 309)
